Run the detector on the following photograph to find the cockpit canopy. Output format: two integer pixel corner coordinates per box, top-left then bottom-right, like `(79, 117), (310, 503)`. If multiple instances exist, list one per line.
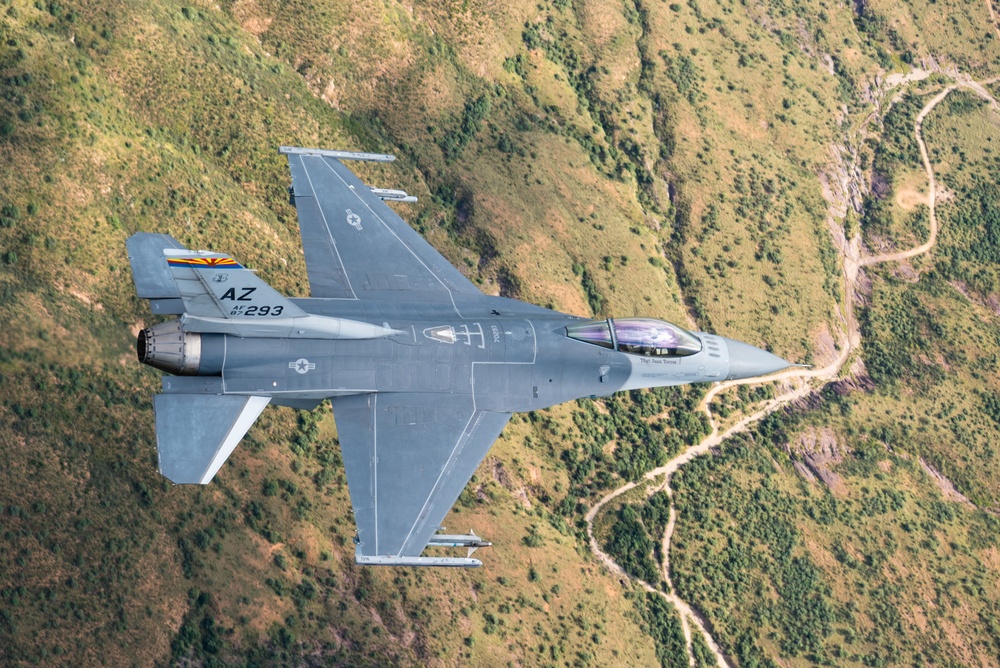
(566, 318), (702, 357)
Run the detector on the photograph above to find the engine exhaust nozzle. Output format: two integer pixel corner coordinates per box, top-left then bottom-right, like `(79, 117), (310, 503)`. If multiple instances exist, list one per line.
(137, 319), (203, 375)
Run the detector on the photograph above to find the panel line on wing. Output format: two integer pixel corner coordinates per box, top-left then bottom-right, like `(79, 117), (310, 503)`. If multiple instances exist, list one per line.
(397, 409), (479, 555)
(313, 156), (462, 317)
(373, 393), (379, 555)
(300, 157), (358, 300)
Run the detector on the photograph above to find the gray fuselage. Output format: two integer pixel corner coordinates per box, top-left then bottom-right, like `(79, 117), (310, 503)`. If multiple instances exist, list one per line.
(156, 295), (752, 412)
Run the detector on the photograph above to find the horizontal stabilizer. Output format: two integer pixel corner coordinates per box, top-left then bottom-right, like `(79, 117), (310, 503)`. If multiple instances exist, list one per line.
(154, 394), (270, 484)
(127, 233), (188, 313)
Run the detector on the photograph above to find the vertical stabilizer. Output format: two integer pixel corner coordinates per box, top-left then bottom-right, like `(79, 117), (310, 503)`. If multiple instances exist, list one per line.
(164, 250), (307, 319)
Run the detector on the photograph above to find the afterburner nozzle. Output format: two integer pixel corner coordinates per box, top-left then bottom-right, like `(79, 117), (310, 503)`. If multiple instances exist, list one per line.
(138, 319), (203, 375)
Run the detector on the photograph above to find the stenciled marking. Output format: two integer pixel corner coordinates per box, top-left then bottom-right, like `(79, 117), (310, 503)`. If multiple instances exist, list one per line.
(220, 287), (256, 301)
(229, 304), (284, 317)
(289, 358), (316, 374)
(212, 273), (229, 283)
(346, 208), (363, 231)
(422, 323), (486, 348)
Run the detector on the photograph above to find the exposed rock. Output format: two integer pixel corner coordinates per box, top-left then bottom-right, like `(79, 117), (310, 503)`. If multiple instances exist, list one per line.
(871, 169), (891, 199)
(812, 325), (839, 368)
(919, 459), (973, 506)
(786, 427), (847, 490)
(787, 390), (824, 412)
(894, 263), (919, 282)
(950, 280), (1000, 317)
(491, 458), (512, 489)
(828, 357), (875, 396)
(793, 461), (817, 483)
(487, 458), (532, 508)
(853, 267), (873, 306)
(989, 294), (1000, 317)
(513, 488), (533, 510)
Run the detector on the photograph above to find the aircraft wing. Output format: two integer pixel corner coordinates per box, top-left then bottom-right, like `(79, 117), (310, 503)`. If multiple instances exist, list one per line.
(281, 146), (482, 302)
(330, 392), (510, 564)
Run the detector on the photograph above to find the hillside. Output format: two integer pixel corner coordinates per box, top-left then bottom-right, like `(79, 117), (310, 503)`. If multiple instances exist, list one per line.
(1, 0), (999, 665)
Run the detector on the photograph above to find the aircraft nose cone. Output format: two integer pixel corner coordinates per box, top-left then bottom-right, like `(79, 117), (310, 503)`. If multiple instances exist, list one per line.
(724, 338), (794, 380)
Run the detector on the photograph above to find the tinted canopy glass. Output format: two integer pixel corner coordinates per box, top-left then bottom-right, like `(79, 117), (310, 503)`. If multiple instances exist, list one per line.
(612, 318), (702, 357)
(566, 318), (702, 357)
(565, 320), (614, 349)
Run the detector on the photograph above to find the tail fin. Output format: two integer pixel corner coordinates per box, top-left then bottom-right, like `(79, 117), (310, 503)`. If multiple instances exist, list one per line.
(126, 233), (306, 319)
(163, 249), (306, 319)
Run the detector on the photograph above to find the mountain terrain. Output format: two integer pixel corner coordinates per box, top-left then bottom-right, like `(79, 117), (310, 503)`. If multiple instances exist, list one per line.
(1, 0), (999, 665)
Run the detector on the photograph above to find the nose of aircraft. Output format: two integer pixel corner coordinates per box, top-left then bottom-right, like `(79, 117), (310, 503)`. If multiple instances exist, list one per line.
(723, 338), (795, 380)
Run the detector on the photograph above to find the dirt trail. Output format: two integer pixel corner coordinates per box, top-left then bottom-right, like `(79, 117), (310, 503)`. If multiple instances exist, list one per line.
(859, 77), (999, 267)
(585, 74), (999, 667)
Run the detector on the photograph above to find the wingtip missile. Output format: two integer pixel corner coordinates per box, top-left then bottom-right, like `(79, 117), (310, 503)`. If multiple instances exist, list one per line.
(279, 146), (396, 162)
(369, 187), (418, 203)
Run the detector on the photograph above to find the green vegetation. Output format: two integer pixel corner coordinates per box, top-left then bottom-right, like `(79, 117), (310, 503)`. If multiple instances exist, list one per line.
(691, 627), (718, 668)
(861, 91), (932, 246)
(672, 396), (1000, 666)
(605, 504), (660, 584)
(665, 81), (1000, 657)
(638, 593), (689, 668)
(560, 387), (708, 502)
(2, 0), (1000, 664)
(600, 489), (672, 586)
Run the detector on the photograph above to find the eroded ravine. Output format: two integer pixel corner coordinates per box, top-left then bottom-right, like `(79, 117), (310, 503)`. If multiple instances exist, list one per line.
(585, 74), (999, 667)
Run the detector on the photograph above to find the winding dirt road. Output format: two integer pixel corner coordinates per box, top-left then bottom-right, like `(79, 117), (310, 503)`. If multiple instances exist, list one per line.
(585, 74), (1000, 667)
(860, 77), (1000, 267)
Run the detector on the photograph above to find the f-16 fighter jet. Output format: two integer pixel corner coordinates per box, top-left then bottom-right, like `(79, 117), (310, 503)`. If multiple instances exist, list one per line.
(128, 146), (795, 567)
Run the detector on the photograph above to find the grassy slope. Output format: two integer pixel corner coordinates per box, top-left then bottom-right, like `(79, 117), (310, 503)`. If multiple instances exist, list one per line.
(2, 0), (1000, 665)
(668, 3), (1000, 668)
(0, 1), (660, 665)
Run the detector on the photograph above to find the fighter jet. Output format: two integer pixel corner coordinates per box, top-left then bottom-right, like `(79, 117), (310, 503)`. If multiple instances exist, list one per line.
(127, 146), (794, 567)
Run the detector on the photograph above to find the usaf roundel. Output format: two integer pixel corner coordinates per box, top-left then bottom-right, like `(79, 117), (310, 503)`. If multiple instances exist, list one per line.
(290, 358), (316, 374)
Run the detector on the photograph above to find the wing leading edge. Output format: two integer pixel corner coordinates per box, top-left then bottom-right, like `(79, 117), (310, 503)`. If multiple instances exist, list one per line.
(331, 392), (510, 566)
(281, 146), (482, 302)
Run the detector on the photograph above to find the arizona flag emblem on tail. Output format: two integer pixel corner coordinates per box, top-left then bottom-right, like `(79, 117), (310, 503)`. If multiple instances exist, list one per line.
(166, 256), (243, 268)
